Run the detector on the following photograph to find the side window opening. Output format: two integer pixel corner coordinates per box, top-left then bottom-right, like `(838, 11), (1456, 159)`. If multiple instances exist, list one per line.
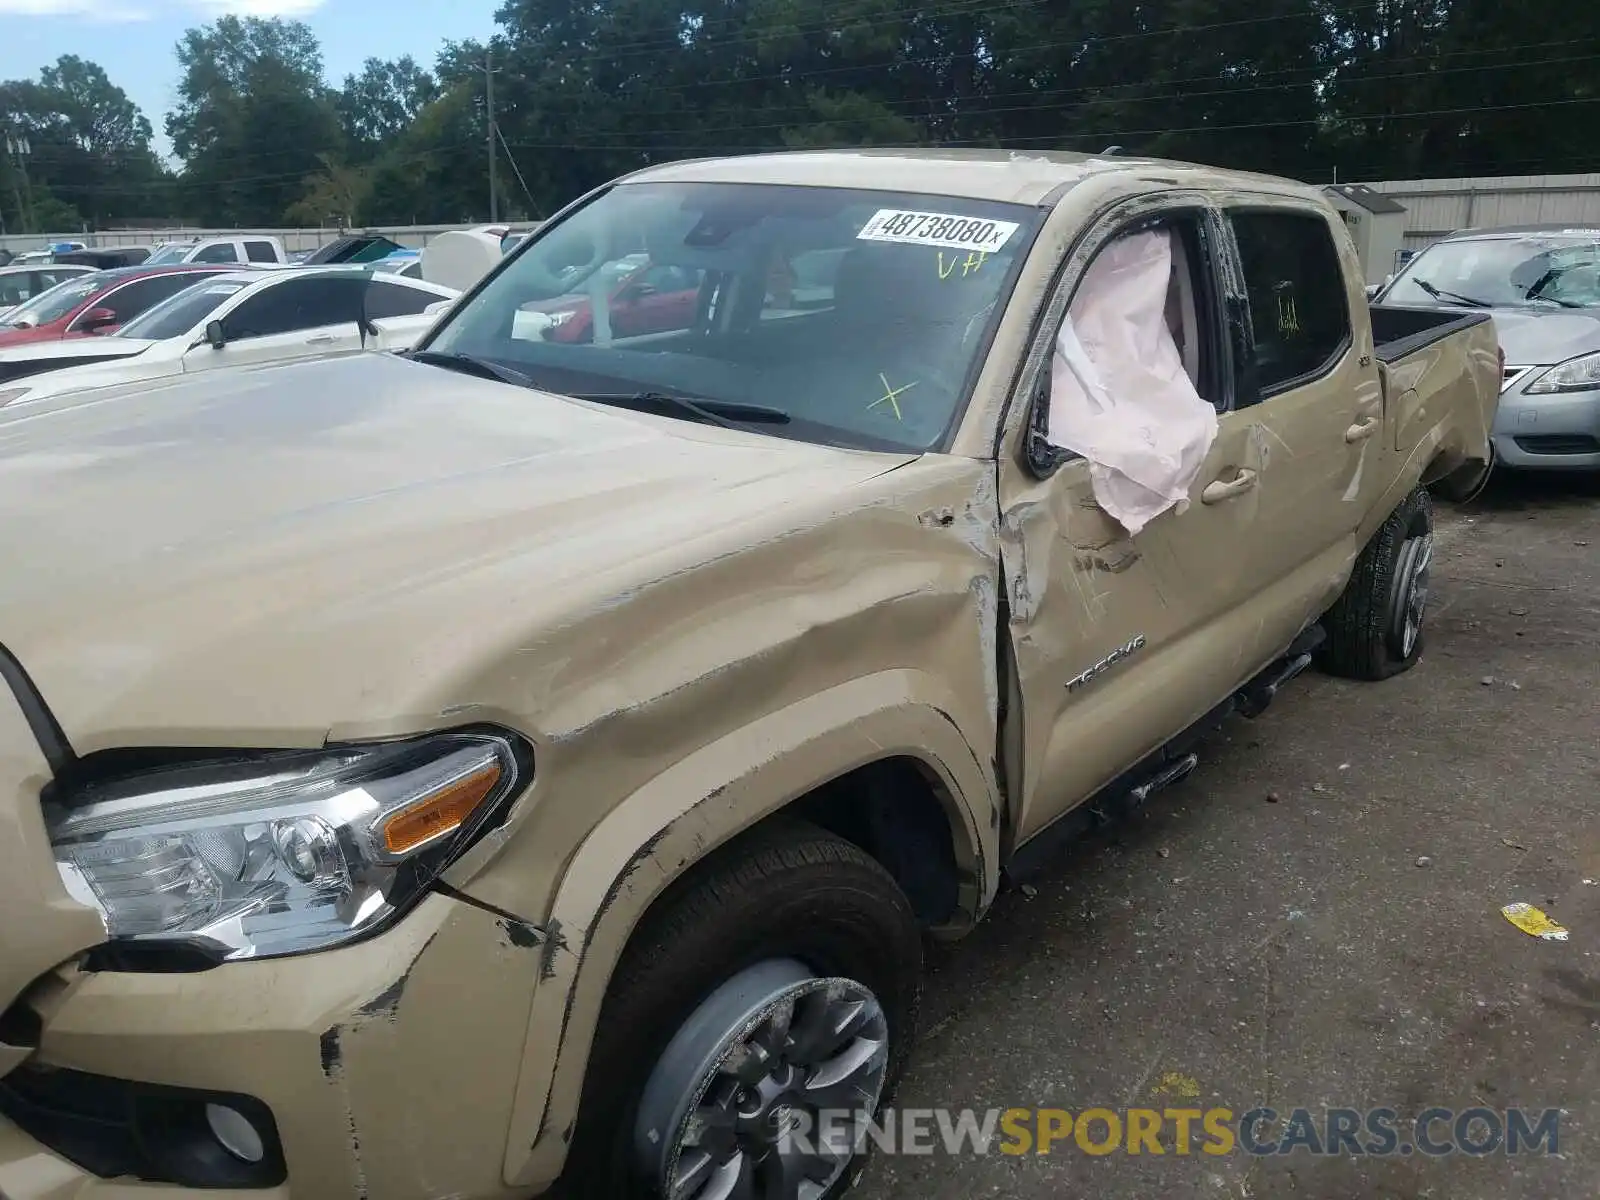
(364, 280), (437, 319)
(1230, 209), (1351, 400)
(1031, 213), (1225, 535)
(245, 241), (278, 264)
(194, 242), (242, 264)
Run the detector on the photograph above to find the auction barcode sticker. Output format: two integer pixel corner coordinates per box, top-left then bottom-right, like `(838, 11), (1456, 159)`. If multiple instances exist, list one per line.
(857, 209), (1020, 254)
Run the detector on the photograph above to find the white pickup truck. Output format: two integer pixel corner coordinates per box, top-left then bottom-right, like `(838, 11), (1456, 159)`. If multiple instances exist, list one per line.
(143, 235), (289, 267)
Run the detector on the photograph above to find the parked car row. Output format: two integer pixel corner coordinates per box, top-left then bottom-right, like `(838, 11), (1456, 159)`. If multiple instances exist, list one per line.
(0, 223), (566, 406)
(0, 254), (461, 407)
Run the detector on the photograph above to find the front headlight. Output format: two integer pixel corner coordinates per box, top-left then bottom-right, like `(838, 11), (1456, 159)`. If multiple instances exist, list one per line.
(1525, 350), (1600, 394)
(45, 730), (529, 962)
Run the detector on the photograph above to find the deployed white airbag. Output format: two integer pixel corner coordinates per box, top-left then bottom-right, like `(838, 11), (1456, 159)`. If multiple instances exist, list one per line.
(1046, 229), (1218, 535)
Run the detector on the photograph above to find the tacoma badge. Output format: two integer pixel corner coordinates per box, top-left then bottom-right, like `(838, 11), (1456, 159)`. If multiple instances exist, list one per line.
(1066, 635), (1147, 692)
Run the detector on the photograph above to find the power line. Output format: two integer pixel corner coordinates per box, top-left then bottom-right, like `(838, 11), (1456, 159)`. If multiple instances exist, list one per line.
(22, 31), (1595, 182)
(494, 122), (537, 213)
(498, 50), (1600, 146)
(43, 79), (1600, 200)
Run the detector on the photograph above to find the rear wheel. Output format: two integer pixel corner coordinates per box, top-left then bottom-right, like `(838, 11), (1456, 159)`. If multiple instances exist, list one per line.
(1320, 486), (1434, 680)
(555, 820), (923, 1200)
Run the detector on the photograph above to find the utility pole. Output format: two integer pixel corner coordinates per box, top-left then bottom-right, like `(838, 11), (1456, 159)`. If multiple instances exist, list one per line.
(4, 131), (32, 235)
(484, 47), (500, 224)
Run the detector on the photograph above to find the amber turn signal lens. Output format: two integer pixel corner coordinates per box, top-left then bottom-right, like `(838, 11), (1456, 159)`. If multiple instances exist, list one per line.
(381, 761), (502, 855)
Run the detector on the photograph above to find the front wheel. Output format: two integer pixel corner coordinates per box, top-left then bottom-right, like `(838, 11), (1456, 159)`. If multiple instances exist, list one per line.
(556, 820), (923, 1200)
(1320, 486), (1435, 680)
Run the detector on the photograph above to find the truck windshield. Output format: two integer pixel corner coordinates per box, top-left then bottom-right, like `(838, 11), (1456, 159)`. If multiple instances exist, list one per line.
(421, 181), (1041, 452)
(144, 243), (197, 266)
(1387, 235), (1600, 309)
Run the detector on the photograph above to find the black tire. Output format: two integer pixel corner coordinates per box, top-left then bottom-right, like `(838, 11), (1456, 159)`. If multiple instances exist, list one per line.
(553, 819), (923, 1200)
(1320, 486), (1435, 680)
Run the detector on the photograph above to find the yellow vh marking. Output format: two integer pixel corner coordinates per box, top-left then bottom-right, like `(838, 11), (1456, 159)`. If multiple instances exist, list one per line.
(868, 372), (919, 420)
(937, 250), (990, 280)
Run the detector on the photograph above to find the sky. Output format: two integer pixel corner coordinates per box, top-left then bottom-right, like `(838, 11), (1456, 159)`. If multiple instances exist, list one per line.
(0, 0), (502, 160)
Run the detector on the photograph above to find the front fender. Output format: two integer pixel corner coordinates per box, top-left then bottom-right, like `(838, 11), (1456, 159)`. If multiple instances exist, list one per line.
(496, 670), (1000, 1190)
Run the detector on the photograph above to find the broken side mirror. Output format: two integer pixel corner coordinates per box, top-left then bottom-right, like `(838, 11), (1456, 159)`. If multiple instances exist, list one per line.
(204, 319), (226, 349)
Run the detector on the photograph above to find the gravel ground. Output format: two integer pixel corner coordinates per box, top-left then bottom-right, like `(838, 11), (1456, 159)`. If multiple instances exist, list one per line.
(858, 470), (1600, 1200)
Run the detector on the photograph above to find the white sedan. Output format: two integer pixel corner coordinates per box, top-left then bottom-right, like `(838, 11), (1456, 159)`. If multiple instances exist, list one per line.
(0, 267), (457, 408)
(0, 262), (97, 323)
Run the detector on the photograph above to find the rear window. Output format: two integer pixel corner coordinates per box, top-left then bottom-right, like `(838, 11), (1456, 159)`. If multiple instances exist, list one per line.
(193, 242), (242, 264)
(1230, 210), (1352, 396)
(1, 273), (103, 327)
(245, 241), (279, 264)
(364, 280), (442, 319)
(0, 272), (38, 306)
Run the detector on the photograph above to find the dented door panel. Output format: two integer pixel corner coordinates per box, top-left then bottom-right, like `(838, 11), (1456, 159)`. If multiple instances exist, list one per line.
(998, 403), (1291, 848)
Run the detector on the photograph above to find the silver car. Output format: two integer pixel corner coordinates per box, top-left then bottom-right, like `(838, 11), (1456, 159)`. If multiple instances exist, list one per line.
(1379, 224), (1600, 471)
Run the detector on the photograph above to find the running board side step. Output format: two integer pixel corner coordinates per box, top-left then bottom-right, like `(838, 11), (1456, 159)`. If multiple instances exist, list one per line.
(1235, 625), (1325, 718)
(1003, 625), (1326, 884)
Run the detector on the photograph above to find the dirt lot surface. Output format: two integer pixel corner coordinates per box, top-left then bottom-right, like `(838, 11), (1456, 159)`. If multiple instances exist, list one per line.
(860, 471), (1600, 1200)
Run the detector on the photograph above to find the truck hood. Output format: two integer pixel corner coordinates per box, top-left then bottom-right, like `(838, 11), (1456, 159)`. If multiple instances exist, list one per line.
(0, 352), (915, 750)
(1483, 309), (1600, 366)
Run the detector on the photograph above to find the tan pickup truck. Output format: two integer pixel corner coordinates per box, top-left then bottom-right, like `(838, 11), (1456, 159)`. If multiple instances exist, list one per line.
(0, 150), (1499, 1200)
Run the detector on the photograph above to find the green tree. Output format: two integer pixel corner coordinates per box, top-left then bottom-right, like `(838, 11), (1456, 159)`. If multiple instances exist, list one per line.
(338, 56), (438, 159)
(166, 16), (344, 225)
(1, 56), (166, 230)
(285, 154), (372, 226)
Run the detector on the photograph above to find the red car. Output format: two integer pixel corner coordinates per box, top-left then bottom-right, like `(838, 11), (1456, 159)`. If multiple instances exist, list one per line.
(534, 260), (703, 343)
(0, 264), (244, 348)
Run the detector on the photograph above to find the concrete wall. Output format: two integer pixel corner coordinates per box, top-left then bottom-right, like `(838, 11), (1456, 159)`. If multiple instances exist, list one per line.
(0, 223), (540, 256)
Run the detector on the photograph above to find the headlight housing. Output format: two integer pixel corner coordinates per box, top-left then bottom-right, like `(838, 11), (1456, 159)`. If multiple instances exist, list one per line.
(45, 730), (530, 963)
(1525, 350), (1600, 394)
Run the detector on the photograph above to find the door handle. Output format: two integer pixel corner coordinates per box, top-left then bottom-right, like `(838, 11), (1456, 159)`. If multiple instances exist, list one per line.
(306, 334), (336, 345)
(1345, 415), (1379, 443)
(1201, 467), (1258, 504)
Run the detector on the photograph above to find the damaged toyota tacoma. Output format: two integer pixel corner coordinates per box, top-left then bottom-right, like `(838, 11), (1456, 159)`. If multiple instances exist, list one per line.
(0, 149), (1501, 1200)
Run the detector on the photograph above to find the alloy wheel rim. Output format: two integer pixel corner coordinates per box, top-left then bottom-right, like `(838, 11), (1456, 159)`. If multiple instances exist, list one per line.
(1400, 533), (1433, 658)
(635, 961), (890, 1200)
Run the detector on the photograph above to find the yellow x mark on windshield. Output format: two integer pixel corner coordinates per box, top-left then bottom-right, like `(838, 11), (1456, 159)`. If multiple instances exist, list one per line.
(867, 372), (919, 420)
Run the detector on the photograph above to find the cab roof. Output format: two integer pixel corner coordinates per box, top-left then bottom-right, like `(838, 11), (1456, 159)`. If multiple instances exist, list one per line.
(621, 147), (1324, 208)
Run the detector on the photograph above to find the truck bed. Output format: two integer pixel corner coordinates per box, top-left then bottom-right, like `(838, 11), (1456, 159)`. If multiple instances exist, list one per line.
(1368, 303), (1500, 466)
(1370, 303), (1493, 365)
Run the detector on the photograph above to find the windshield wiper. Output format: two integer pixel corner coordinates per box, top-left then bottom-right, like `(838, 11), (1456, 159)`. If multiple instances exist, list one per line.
(1412, 279), (1494, 308)
(405, 349), (532, 387)
(573, 390), (791, 429)
(1522, 270), (1586, 308)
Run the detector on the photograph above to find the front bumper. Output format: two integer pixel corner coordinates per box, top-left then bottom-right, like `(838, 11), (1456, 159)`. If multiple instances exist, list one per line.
(1493, 376), (1600, 469)
(0, 892), (545, 1200)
